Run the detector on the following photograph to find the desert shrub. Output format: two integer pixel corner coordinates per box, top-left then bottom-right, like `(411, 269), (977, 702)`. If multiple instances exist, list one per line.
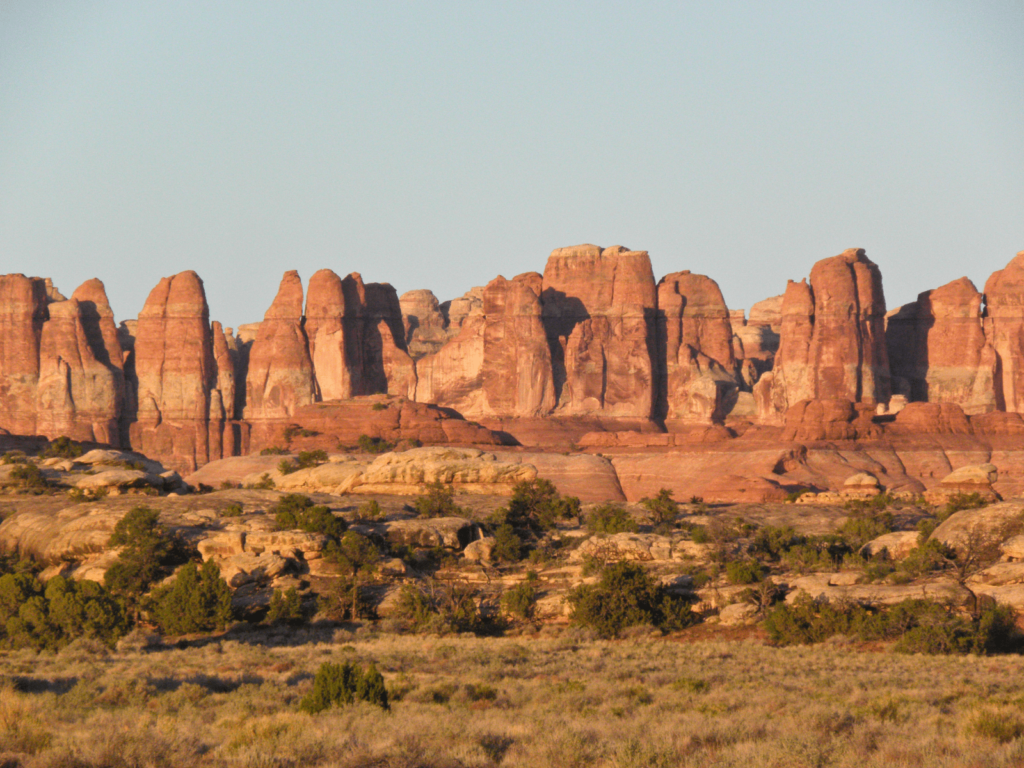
(764, 595), (870, 645)
(392, 581), (488, 635)
(327, 532), (381, 620)
(371, 402), (388, 412)
(9, 463), (50, 493)
(358, 435), (395, 454)
(725, 558), (765, 584)
(567, 561), (698, 638)
(765, 595), (1019, 654)
(249, 473), (276, 490)
(838, 509), (895, 548)
(296, 449), (328, 469)
(147, 560), (233, 635)
(272, 494), (347, 540)
(491, 523), (524, 563)
(0, 574), (128, 651)
(943, 492), (987, 517)
(585, 504), (638, 534)
(748, 525), (803, 561)
(501, 479), (580, 534)
(67, 487), (108, 504)
(641, 488), (678, 528)
(221, 503), (244, 517)
(41, 436), (83, 459)
(265, 587), (304, 625)
(357, 499), (385, 520)
(299, 661), (389, 713)
(0, 451), (26, 465)
(414, 481), (462, 518)
(972, 710), (1024, 743)
(219, 480), (236, 490)
(784, 489), (811, 503)
(501, 573), (538, 620)
(278, 458), (297, 475)
(260, 446), (288, 455)
(104, 507), (183, 613)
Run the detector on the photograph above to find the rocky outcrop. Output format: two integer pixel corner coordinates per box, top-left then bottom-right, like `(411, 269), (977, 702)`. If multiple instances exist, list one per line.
(400, 289), (449, 359)
(128, 271), (232, 473)
(481, 274), (556, 417)
(244, 271), (315, 423)
(35, 280), (125, 445)
(780, 399), (879, 442)
(0, 275), (50, 435)
(886, 277), (995, 414)
(656, 271), (739, 422)
(541, 245), (657, 418)
(441, 287), (483, 334)
(748, 294), (784, 331)
(759, 249), (890, 423)
(984, 252), (1024, 413)
(340, 273), (416, 399)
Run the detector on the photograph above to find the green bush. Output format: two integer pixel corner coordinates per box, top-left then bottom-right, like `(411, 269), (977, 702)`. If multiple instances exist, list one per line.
(765, 595), (1019, 655)
(221, 503), (244, 517)
(358, 435), (395, 454)
(585, 504), (638, 534)
(414, 481), (462, 518)
(501, 479), (580, 534)
(491, 523), (524, 563)
(371, 402), (388, 412)
(104, 507), (181, 613)
(278, 458), (297, 475)
(501, 574), (538, 620)
(147, 560), (233, 636)
(296, 449), (328, 469)
(327, 532), (381, 620)
(725, 559), (766, 584)
(0, 451), (26, 465)
(260, 446), (288, 456)
(272, 494), (347, 540)
(0, 574), (128, 651)
(641, 488), (678, 527)
(41, 436), (83, 459)
(299, 661), (388, 713)
(838, 509), (895, 549)
(392, 581), (487, 635)
(265, 587), (303, 625)
(9, 463), (50, 493)
(357, 499), (385, 520)
(251, 473), (276, 490)
(944, 492), (987, 517)
(566, 561), (698, 638)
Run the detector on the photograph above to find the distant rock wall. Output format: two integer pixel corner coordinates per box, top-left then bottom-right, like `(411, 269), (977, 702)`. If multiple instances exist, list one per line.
(6, 245), (1024, 472)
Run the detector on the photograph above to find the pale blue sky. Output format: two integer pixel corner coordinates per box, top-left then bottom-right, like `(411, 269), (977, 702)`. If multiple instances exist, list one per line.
(1, 1), (1022, 328)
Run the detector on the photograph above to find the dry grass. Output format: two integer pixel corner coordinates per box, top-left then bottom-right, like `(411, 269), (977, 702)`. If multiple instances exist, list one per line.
(1, 627), (1024, 766)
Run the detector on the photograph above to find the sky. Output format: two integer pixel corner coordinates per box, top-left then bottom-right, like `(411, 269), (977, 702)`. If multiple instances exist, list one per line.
(1, 1), (1022, 328)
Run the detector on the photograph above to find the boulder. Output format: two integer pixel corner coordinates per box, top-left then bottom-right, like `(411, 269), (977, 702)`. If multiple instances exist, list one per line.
(569, 533), (676, 562)
(860, 531), (921, 560)
(780, 399), (879, 442)
(220, 552), (291, 587)
(930, 502), (1024, 551)
(718, 602), (759, 626)
(384, 517), (476, 549)
(463, 537), (496, 563)
(353, 447), (536, 495)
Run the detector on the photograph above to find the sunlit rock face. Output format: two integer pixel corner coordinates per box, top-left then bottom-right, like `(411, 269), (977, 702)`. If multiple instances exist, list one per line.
(759, 248), (890, 423)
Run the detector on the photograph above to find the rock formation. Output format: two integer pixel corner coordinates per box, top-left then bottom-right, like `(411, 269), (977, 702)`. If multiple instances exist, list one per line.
(128, 270), (233, 472)
(984, 252), (1024, 413)
(655, 271), (739, 422)
(0, 275), (49, 435)
(35, 279), (124, 445)
(758, 248), (890, 423)
(541, 245), (657, 418)
(400, 289), (449, 359)
(886, 277), (995, 414)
